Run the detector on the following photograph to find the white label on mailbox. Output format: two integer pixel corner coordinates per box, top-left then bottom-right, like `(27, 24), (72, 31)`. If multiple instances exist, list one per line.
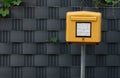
(76, 23), (91, 37)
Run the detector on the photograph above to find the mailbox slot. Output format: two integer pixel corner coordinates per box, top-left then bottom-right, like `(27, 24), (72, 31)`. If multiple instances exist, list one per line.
(71, 16), (97, 21)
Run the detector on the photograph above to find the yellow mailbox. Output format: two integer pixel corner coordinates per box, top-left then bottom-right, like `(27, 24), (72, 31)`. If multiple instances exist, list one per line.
(66, 11), (101, 44)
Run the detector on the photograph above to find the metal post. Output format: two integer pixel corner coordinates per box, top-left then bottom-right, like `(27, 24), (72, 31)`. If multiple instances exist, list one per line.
(81, 44), (86, 78)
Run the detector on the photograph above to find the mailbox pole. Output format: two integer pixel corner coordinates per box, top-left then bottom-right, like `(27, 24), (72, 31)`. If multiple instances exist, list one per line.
(81, 44), (86, 78)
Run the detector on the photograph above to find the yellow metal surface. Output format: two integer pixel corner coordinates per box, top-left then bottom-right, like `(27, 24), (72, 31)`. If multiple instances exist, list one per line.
(66, 11), (102, 43)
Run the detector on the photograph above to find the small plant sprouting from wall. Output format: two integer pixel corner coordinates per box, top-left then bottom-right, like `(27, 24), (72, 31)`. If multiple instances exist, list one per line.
(49, 37), (58, 43)
(46, 37), (58, 43)
(0, 0), (22, 17)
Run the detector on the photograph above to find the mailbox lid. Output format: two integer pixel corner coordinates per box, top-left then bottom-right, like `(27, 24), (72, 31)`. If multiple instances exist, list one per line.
(67, 11), (101, 17)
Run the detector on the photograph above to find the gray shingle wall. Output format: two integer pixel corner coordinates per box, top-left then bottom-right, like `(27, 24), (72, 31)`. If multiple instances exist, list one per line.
(0, 0), (120, 78)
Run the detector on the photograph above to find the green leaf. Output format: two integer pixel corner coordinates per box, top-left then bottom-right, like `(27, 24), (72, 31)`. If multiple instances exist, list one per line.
(2, 0), (11, 7)
(0, 8), (3, 14)
(112, 0), (119, 4)
(12, 0), (22, 6)
(0, 0), (22, 17)
(0, 8), (9, 17)
(105, 0), (112, 3)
